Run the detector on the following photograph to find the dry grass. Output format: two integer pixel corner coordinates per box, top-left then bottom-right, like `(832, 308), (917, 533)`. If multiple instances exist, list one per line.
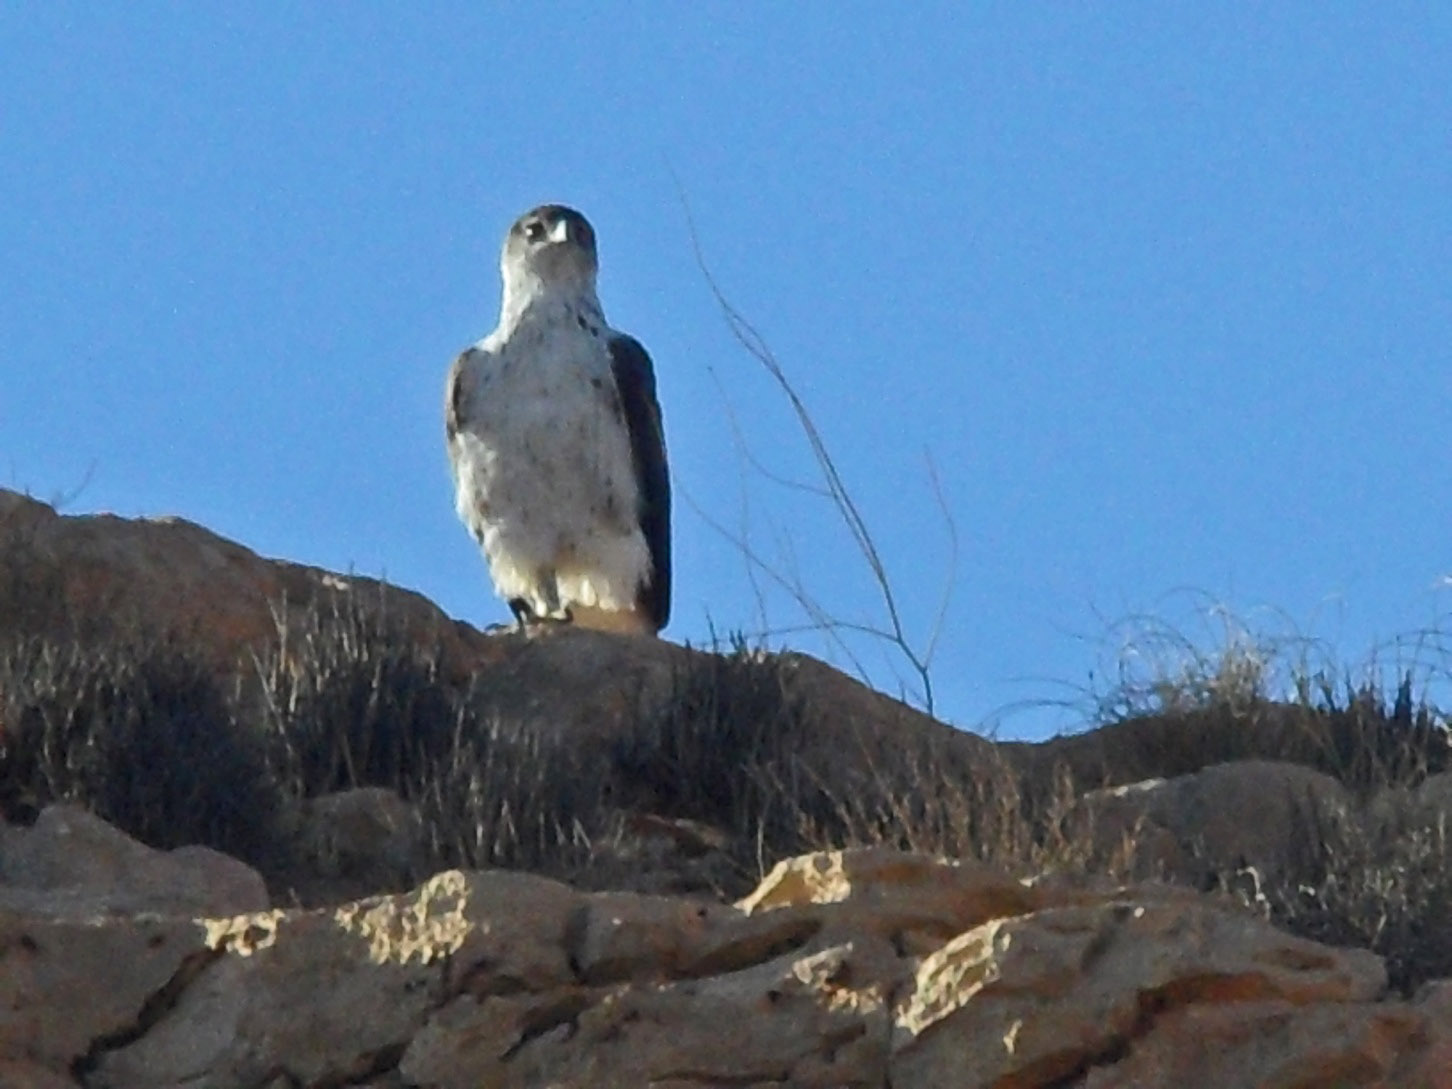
(1228, 791), (1452, 994)
(0, 635), (276, 863)
(2, 598), (1450, 989)
(608, 636), (835, 880)
(254, 594), (617, 885)
(1072, 604), (1450, 792)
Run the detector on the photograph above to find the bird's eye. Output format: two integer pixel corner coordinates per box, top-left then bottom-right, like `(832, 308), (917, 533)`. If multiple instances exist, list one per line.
(523, 221), (545, 242)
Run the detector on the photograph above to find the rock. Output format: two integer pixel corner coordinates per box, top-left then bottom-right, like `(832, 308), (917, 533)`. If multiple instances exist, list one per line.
(291, 788), (426, 902)
(891, 896), (1386, 1088)
(1066, 777), (1193, 879)
(0, 804), (268, 917)
(1071, 760), (1354, 884)
(499, 938), (895, 1089)
(400, 990), (600, 1089)
(0, 838), (1445, 1088)
(0, 488), (487, 683)
(0, 908), (204, 1077)
(571, 891), (749, 984)
(1081, 999), (1442, 1088)
(564, 812), (743, 897)
(740, 848), (1040, 952)
(91, 869), (583, 1089)
(0, 487), (999, 815)
(0, 1061), (81, 1088)
(1404, 981), (1452, 1086)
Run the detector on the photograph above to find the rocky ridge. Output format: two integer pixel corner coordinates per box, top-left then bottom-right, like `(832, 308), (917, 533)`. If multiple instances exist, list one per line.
(5, 810), (1450, 1089)
(2, 489), (1451, 1087)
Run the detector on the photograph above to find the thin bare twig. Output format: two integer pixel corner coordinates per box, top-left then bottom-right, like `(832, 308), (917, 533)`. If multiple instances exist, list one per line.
(673, 189), (955, 713)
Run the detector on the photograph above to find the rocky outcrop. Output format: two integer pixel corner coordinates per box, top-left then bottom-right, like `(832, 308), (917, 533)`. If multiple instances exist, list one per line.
(6, 488), (1441, 811)
(2, 819), (1448, 1088)
(0, 487), (994, 771)
(1070, 759), (1357, 884)
(0, 488), (487, 682)
(4, 491), (1452, 1084)
(0, 805), (267, 918)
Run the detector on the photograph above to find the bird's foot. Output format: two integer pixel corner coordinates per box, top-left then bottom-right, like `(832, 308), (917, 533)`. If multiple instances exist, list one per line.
(522, 608), (573, 637)
(500, 598), (574, 637)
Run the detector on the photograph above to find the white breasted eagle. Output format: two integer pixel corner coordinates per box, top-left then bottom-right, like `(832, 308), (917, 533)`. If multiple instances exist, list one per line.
(445, 204), (671, 635)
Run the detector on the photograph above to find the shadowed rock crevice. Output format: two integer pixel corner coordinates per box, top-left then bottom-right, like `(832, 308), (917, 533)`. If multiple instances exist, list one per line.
(72, 945), (225, 1081)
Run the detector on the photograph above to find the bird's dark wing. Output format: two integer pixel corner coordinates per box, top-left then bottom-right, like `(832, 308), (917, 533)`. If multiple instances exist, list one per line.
(444, 349), (476, 446)
(608, 334), (671, 630)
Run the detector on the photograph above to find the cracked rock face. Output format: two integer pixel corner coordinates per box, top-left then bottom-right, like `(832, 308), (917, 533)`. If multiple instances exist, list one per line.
(2, 820), (1449, 1089)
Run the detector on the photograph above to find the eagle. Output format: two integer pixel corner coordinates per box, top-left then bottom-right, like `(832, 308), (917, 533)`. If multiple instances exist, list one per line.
(445, 204), (671, 636)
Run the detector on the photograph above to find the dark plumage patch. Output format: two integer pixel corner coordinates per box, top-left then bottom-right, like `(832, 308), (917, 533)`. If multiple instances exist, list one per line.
(444, 350), (476, 442)
(572, 309), (603, 338)
(608, 334), (671, 630)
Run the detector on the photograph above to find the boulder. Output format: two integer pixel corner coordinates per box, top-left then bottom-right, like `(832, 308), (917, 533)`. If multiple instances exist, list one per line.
(891, 896), (1385, 1088)
(1071, 760), (1354, 884)
(290, 787), (427, 902)
(0, 804), (267, 917)
(0, 488), (487, 682)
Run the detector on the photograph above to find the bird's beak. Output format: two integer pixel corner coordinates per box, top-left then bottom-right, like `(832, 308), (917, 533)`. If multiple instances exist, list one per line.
(549, 218), (572, 244)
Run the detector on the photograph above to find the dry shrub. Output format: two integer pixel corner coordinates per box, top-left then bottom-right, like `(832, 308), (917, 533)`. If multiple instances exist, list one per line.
(255, 593), (616, 880)
(0, 635), (275, 863)
(255, 593), (461, 798)
(1226, 789), (1452, 994)
(608, 638), (833, 886)
(413, 705), (611, 877)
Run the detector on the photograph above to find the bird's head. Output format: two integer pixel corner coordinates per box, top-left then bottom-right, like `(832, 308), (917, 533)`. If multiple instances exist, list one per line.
(499, 204), (600, 310)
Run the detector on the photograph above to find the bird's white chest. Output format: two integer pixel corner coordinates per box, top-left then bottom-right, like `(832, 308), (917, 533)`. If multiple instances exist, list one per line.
(452, 315), (637, 541)
(466, 326), (623, 493)
(447, 287), (655, 619)
(476, 320), (614, 422)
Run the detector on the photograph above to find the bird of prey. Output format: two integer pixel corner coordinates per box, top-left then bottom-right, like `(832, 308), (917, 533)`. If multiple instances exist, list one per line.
(445, 204), (671, 636)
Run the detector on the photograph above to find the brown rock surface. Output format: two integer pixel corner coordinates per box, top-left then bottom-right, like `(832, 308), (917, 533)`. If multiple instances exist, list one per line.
(0, 908), (203, 1077)
(1081, 998), (1445, 1089)
(0, 1061), (81, 1089)
(1072, 760), (1354, 883)
(0, 488), (488, 682)
(0, 804), (268, 917)
(1, 816), (1446, 1089)
(290, 787), (427, 902)
(891, 897), (1385, 1087)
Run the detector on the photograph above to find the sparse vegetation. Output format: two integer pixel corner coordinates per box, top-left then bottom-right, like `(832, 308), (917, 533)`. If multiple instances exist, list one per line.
(1073, 604), (1451, 793)
(1, 589), (1450, 991)
(1229, 789), (1452, 994)
(612, 640), (819, 847)
(0, 635), (276, 863)
(256, 593), (459, 801)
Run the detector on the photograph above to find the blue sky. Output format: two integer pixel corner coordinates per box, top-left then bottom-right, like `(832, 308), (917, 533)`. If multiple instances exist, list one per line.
(3, 5), (1449, 737)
